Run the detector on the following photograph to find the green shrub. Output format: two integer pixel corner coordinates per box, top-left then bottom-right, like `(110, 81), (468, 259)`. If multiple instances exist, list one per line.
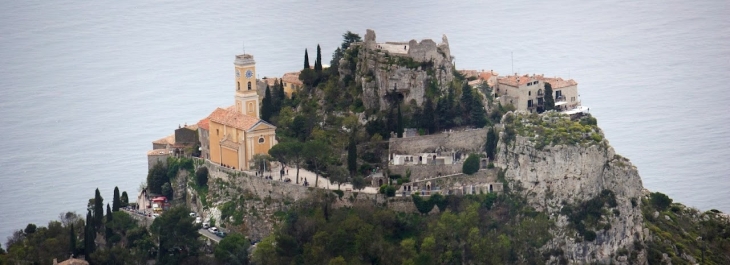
(332, 190), (344, 199)
(195, 167), (209, 187)
(462, 154), (480, 175)
(649, 192), (672, 211)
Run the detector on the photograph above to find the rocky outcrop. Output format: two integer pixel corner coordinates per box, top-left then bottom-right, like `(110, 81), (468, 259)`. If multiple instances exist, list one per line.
(495, 122), (647, 264)
(340, 29), (454, 111)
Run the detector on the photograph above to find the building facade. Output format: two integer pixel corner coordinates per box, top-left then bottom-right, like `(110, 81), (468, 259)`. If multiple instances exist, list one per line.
(495, 73), (581, 113)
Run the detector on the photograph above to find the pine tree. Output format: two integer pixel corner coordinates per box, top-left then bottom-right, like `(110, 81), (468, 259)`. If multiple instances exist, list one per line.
(544, 82), (555, 111)
(94, 188), (103, 230)
(347, 136), (357, 176)
(303, 49), (310, 69)
(261, 85), (273, 122)
(112, 186), (120, 212)
(120, 191), (129, 207)
(314, 44), (323, 72)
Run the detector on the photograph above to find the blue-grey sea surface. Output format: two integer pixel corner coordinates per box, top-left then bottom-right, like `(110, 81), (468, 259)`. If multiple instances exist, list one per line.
(1, 0), (729, 241)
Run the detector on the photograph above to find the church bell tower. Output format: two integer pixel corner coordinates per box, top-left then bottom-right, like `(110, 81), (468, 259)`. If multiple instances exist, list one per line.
(234, 54), (259, 118)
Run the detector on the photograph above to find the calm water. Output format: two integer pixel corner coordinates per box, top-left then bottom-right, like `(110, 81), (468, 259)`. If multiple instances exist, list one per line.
(1, 0), (729, 241)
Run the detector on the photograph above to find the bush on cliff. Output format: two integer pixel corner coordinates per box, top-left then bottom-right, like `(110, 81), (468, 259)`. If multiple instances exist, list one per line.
(462, 154), (480, 175)
(195, 166), (209, 187)
(649, 192), (672, 211)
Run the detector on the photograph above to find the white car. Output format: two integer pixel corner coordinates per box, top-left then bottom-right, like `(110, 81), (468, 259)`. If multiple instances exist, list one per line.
(195, 217), (202, 224)
(202, 222), (210, 229)
(189, 212), (196, 217)
(208, 227), (218, 233)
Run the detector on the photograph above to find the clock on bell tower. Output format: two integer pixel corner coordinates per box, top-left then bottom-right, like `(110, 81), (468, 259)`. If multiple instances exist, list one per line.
(233, 54), (259, 119)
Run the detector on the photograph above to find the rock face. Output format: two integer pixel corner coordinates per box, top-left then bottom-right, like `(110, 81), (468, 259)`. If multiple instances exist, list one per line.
(495, 128), (647, 264)
(340, 29), (454, 111)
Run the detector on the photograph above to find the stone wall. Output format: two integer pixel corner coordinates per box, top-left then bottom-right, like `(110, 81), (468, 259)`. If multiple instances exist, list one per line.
(389, 128), (488, 155)
(389, 164), (462, 180)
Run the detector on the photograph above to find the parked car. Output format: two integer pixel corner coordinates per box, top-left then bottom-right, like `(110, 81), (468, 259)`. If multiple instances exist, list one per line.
(215, 231), (227, 238)
(208, 227), (218, 233)
(189, 212), (196, 217)
(202, 222), (210, 229)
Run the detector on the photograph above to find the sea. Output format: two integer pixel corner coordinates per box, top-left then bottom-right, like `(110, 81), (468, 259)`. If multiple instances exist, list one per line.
(1, 0), (729, 242)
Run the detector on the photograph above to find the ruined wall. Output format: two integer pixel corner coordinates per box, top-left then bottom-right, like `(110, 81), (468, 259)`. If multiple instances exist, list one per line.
(389, 164), (462, 180)
(495, 130), (646, 264)
(346, 29), (454, 111)
(389, 128), (488, 155)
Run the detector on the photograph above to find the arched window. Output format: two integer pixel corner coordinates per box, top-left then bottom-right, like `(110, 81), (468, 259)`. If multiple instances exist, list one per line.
(216, 129), (219, 136)
(258, 137), (265, 144)
(247, 82), (252, 90)
(237, 82), (240, 90)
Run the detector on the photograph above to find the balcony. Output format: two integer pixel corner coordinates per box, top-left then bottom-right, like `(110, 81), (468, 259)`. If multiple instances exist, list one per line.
(536, 91), (545, 98)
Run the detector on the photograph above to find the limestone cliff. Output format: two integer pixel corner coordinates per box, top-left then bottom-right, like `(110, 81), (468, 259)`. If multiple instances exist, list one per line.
(339, 29), (454, 111)
(495, 112), (647, 264)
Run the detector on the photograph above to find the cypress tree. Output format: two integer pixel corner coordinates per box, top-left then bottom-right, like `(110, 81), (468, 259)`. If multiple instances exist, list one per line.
(303, 49), (310, 69)
(396, 103), (404, 137)
(422, 98), (436, 134)
(347, 136), (357, 176)
(105, 204), (113, 246)
(260, 85), (273, 122)
(314, 44), (323, 72)
(544, 82), (555, 111)
(278, 79), (286, 103)
(112, 186), (120, 212)
(69, 225), (76, 256)
(485, 127), (498, 160)
(85, 210), (95, 255)
(93, 188), (103, 230)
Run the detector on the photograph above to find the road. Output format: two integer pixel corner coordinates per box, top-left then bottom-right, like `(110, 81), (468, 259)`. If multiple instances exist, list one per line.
(199, 228), (221, 243)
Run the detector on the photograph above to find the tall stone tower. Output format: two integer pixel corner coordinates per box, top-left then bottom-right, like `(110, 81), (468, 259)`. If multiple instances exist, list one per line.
(234, 54), (259, 118)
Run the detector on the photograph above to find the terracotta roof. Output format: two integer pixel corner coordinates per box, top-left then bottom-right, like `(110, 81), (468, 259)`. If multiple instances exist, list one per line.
(207, 107), (261, 131)
(478, 70), (498, 81)
(497, 74), (537, 87)
(152, 135), (175, 145)
(197, 118), (209, 131)
(537, 76), (578, 88)
(282, 72), (302, 85)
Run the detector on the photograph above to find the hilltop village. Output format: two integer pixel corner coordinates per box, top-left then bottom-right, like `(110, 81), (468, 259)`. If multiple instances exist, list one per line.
(5, 29), (730, 265)
(147, 29), (589, 198)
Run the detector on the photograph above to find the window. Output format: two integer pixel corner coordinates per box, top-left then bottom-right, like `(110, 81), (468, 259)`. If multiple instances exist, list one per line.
(216, 129), (219, 136)
(247, 82), (251, 90)
(237, 82), (240, 90)
(528, 91), (531, 96)
(258, 137), (265, 144)
(533, 81), (538, 85)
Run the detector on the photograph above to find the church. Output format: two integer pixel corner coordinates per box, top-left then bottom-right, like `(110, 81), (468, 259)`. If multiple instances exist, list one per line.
(197, 54), (277, 170)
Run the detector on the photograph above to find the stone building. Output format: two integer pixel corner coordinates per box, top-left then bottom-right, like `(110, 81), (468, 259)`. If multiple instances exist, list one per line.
(281, 71), (302, 98)
(495, 73), (583, 114)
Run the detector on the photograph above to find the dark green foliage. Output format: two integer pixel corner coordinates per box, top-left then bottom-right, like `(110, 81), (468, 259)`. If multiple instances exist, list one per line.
(347, 136), (357, 176)
(151, 206), (201, 265)
(379, 185), (396, 197)
(120, 191), (129, 208)
(196, 166), (209, 187)
(161, 182), (173, 200)
(412, 194), (435, 215)
(304, 140), (329, 187)
(113, 186), (120, 212)
(303, 49), (310, 69)
(255, 192), (554, 265)
(68, 225), (76, 256)
(147, 162), (168, 194)
(351, 176), (367, 190)
(485, 126), (498, 160)
(430, 193), (448, 212)
(543, 82), (555, 111)
(261, 85), (273, 122)
(269, 141), (305, 184)
(314, 44), (322, 72)
(462, 154), (480, 175)
(94, 188), (104, 230)
(561, 189), (617, 241)
(215, 233), (250, 265)
(85, 210), (95, 255)
(105, 203), (114, 246)
(650, 192), (672, 211)
(24, 223), (36, 234)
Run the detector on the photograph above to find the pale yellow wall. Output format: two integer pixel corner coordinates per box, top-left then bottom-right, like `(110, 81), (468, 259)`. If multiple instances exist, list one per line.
(553, 84), (579, 110)
(235, 64), (257, 93)
(209, 122), (224, 165)
(221, 147), (239, 169)
(209, 120), (245, 168)
(246, 100), (257, 118)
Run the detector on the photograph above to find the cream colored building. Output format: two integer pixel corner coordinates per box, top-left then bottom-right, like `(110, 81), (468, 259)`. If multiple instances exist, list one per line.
(495, 73), (581, 113)
(281, 71), (302, 98)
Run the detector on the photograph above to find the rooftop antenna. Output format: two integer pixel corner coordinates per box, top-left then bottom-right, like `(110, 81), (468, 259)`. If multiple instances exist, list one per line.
(511, 52), (514, 74)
